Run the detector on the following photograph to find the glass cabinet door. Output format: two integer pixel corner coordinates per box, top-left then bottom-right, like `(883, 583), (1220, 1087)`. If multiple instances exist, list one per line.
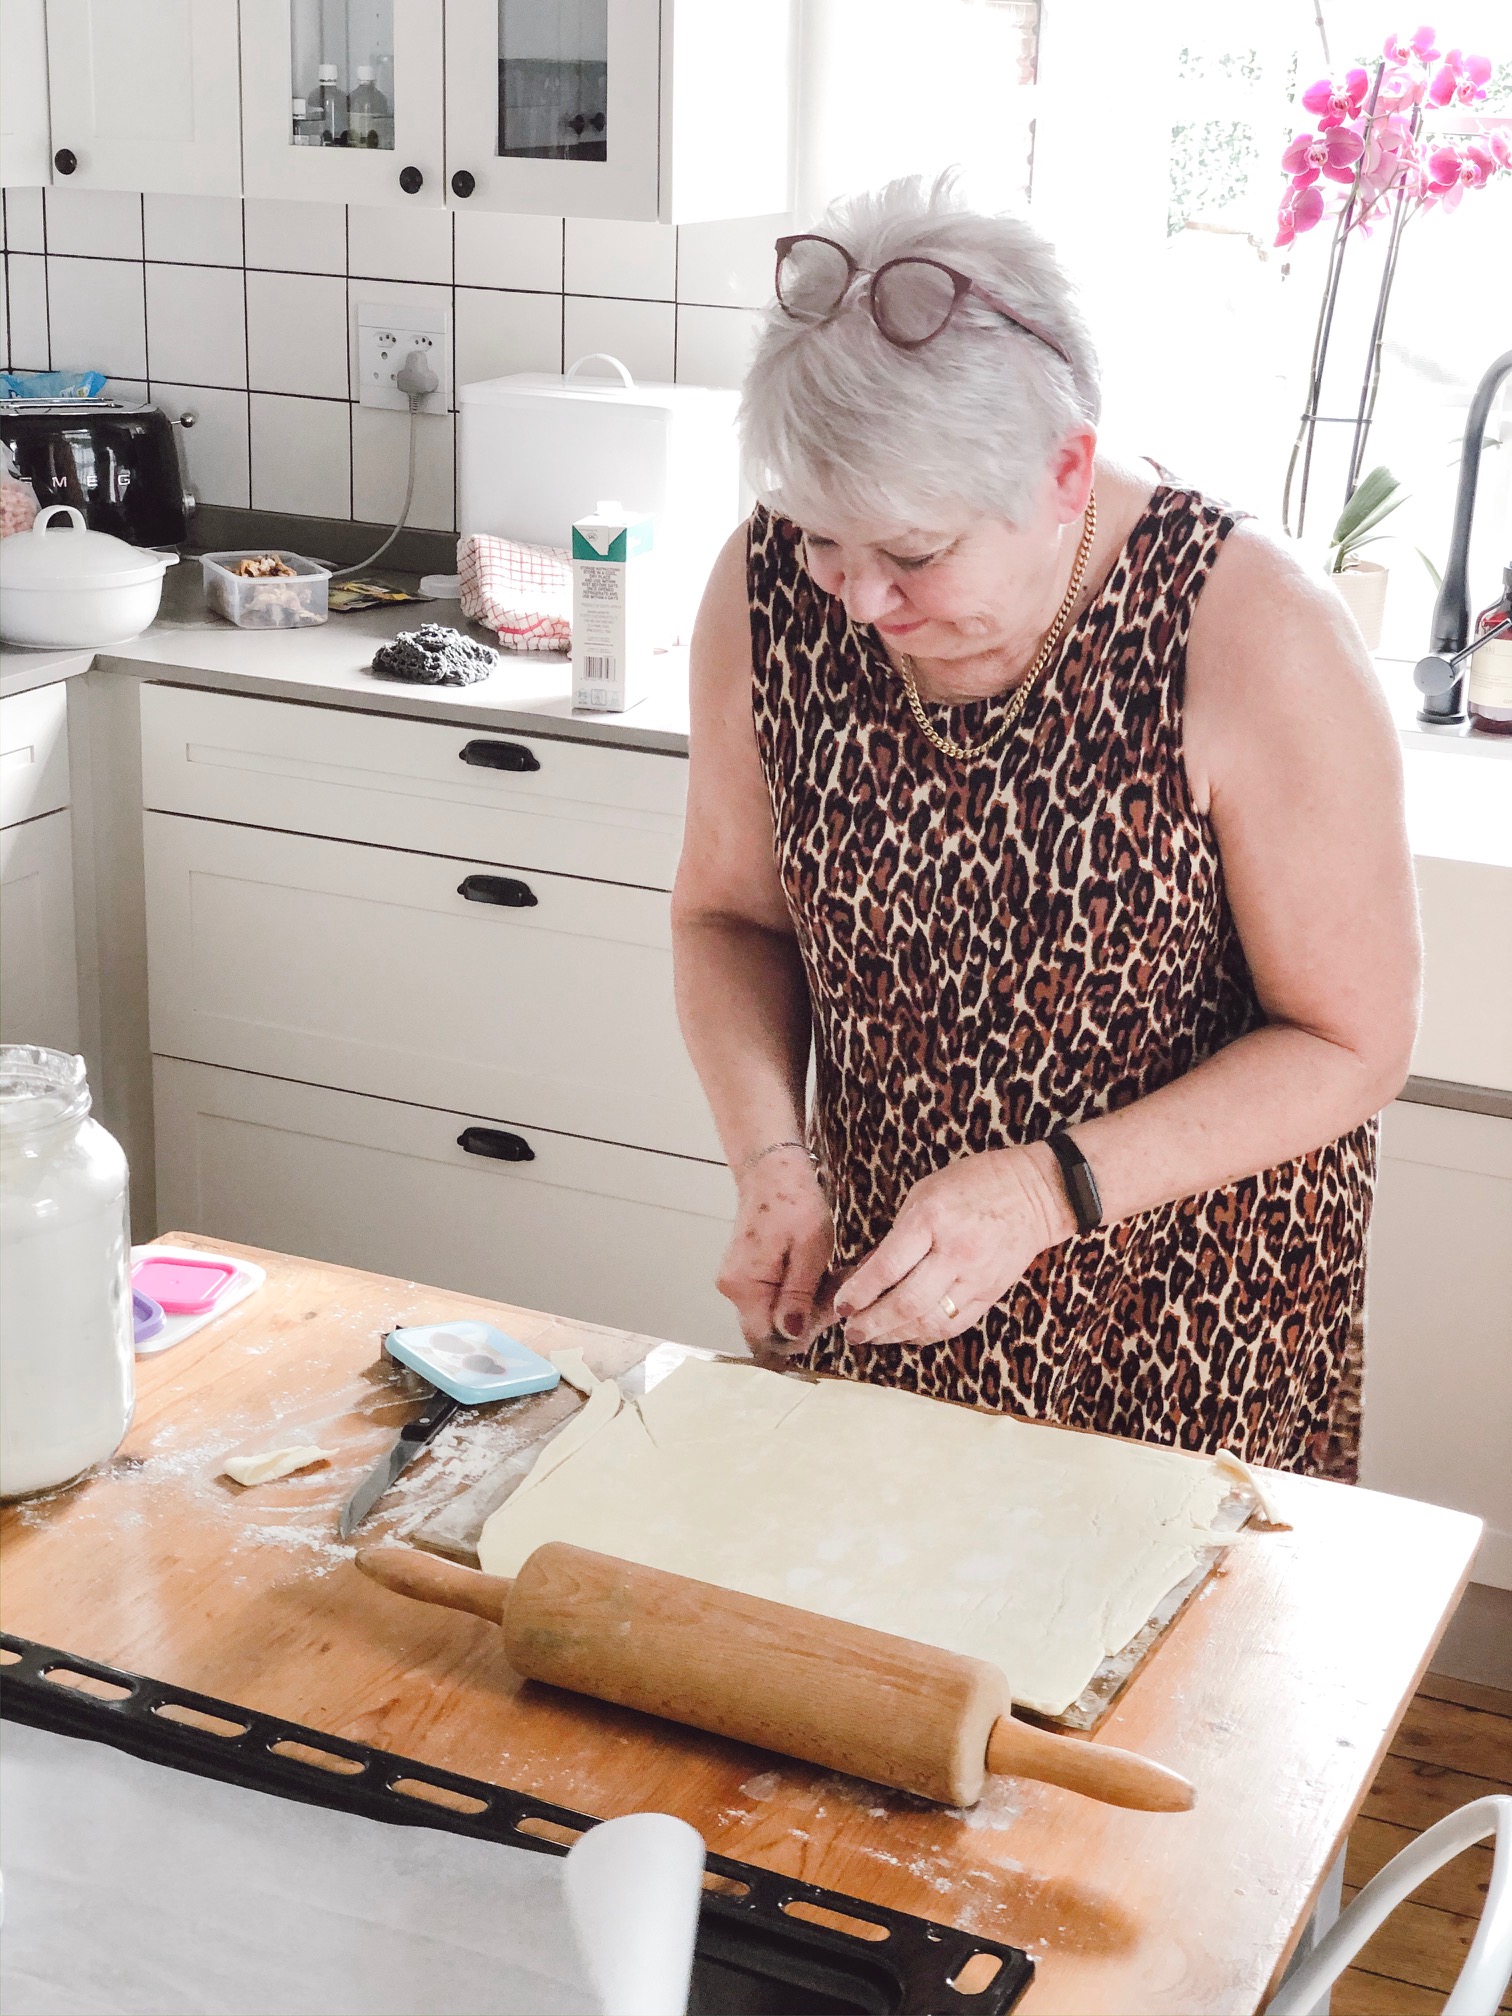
(241, 0), (443, 204)
(445, 0), (659, 219)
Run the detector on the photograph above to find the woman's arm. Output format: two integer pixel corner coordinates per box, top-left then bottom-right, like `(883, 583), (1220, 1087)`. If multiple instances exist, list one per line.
(672, 524), (836, 1350)
(838, 526), (1421, 1346)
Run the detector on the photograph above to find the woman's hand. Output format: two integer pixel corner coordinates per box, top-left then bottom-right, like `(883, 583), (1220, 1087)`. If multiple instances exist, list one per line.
(835, 1146), (1076, 1348)
(718, 1147), (836, 1367)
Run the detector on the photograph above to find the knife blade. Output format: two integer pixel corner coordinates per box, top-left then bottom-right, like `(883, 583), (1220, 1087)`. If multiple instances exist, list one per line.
(339, 1384), (462, 1539)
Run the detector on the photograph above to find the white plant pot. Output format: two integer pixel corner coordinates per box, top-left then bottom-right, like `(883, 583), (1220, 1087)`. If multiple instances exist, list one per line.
(1331, 560), (1389, 653)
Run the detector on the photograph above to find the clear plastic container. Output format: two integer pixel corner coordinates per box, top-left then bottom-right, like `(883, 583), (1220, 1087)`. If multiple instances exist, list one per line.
(201, 550), (331, 629)
(0, 1046), (134, 1499)
(313, 62), (347, 144)
(348, 65), (393, 148)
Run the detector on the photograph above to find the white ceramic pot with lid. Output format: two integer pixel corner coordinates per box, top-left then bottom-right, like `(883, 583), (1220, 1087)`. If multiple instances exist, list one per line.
(0, 503), (177, 648)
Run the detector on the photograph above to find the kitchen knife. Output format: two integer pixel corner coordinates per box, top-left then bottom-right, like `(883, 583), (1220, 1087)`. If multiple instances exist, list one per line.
(339, 1384), (461, 1539)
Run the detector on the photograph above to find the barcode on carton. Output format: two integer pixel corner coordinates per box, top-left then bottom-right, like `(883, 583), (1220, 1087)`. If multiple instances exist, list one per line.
(583, 655), (616, 681)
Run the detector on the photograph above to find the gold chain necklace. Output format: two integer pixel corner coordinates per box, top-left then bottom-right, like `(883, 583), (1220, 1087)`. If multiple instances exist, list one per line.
(898, 488), (1098, 763)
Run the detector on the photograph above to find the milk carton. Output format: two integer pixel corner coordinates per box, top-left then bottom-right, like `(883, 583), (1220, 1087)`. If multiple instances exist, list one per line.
(572, 501), (655, 712)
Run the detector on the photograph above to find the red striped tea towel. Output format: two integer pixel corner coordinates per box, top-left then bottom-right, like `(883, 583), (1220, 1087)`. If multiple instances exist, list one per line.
(459, 533), (571, 653)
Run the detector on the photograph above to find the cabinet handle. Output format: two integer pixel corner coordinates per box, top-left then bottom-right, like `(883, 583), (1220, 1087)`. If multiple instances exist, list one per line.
(451, 169), (476, 198)
(54, 148), (78, 175)
(458, 737), (541, 773)
(458, 873), (538, 908)
(458, 1126), (536, 1163)
(399, 164), (424, 194)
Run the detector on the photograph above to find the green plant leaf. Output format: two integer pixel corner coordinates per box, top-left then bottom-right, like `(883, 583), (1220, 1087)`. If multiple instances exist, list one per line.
(1331, 464), (1403, 547)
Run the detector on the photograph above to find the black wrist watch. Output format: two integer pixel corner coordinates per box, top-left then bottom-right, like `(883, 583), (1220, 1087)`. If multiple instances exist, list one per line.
(1045, 1128), (1103, 1234)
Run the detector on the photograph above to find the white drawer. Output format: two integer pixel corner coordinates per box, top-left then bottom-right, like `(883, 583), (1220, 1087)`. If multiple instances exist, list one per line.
(0, 809), (81, 1052)
(144, 812), (721, 1161)
(140, 683), (687, 891)
(153, 1058), (740, 1353)
(1, 682), (71, 831)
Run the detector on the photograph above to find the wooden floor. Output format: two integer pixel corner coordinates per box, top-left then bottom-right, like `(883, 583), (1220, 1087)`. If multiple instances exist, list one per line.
(1333, 1670), (1512, 2013)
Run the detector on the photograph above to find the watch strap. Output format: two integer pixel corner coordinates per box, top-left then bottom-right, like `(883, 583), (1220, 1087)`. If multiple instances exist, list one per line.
(1045, 1128), (1103, 1235)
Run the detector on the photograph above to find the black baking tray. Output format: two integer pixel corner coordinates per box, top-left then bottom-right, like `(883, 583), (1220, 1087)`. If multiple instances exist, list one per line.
(1, 1634), (1032, 2016)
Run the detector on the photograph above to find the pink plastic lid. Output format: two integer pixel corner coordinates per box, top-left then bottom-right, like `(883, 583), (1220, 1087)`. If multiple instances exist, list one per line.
(131, 1255), (238, 1316)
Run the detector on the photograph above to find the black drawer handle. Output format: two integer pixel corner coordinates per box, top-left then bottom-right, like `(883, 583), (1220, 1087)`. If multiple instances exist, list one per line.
(458, 873), (537, 908)
(458, 1126), (535, 1163)
(458, 738), (540, 773)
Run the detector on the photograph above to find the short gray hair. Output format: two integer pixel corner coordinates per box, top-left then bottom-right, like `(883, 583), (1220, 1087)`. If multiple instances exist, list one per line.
(739, 175), (1101, 529)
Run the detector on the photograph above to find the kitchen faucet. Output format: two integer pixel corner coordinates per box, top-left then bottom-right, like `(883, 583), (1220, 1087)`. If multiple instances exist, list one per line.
(1414, 348), (1512, 728)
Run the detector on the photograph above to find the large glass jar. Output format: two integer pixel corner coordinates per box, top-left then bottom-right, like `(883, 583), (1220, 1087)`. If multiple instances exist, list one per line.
(0, 1047), (133, 1498)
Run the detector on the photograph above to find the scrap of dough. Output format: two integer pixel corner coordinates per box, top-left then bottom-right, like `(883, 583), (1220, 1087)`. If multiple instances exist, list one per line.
(478, 1359), (1237, 1717)
(222, 1445), (334, 1487)
(1214, 1447), (1290, 1528)
(549, 1348), (599, 1397)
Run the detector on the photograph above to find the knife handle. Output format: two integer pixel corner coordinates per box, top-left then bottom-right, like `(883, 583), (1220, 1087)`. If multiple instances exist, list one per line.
(401, 1390), (461, 1443)
(356, 1547), (513, 1624)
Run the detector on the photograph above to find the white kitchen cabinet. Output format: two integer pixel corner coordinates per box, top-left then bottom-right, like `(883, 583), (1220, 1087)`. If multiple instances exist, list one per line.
(240, 0), (445, 206)
(155, 1056), (739, 1350)
(0, 810), (81, 1051)
(0, 681), (80, 1052)
(1, 682), (71, 830)
(44, 0), (243, 196)
(0, 0), (51, 185)
(1361, 1097), (1512, 1590)
(235, 0), (792, 219)
(143, 808), (721, 1160)
(446, 0), (795, 221)
(139, 682), (686, 892)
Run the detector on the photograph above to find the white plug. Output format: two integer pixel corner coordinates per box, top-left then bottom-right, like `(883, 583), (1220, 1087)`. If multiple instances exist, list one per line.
(397, 349), (440, 401)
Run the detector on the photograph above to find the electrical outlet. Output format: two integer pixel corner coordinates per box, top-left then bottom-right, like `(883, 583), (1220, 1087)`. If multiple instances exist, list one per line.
(357, 301), (451, 414)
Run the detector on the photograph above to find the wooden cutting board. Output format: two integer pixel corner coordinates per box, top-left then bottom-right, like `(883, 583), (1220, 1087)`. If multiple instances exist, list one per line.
(0, 1234), (1483, 2016)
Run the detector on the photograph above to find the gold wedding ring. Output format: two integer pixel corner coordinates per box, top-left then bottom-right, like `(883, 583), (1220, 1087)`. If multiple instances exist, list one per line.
(939, 1294), (959, 1321)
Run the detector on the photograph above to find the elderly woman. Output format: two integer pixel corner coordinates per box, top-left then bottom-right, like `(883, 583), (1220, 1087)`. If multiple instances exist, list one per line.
(671, 178), (1418, 1481)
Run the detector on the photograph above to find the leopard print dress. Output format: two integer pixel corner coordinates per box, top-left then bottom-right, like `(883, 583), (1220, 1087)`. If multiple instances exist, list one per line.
(746, 483), (1373, 1481)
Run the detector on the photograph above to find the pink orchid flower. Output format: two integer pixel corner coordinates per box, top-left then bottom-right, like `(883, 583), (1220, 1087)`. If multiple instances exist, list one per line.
(1489, 132), (1512, 172)
(1424, 141), (1494, 209)
(1302, 68), (1371, 128)
(1383, 25), (1440, 65)
(1282, 125), (1365, 186)
(1275, 182), (1326, 247)
(1427, 48), (1492, 106)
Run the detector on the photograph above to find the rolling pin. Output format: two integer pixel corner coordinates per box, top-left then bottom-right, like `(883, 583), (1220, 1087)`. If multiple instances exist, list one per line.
(356, 1541), (1195, 1812)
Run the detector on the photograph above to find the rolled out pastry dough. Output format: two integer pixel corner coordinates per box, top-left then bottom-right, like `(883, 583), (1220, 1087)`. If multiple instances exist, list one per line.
(478, 1359), (1237, 1716)
(222, 1444), (334, 1487)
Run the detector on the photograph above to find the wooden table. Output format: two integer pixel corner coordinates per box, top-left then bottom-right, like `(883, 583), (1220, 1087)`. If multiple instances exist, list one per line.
(0, 1237), (1482, 2014)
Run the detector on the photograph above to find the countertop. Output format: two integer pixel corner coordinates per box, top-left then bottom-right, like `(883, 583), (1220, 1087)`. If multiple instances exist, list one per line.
(105, 562), (694, 755)
(0, 1234), (1483, 2016)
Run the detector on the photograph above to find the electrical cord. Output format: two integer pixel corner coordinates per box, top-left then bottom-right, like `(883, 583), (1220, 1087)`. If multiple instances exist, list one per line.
(332, 349), (438, 579)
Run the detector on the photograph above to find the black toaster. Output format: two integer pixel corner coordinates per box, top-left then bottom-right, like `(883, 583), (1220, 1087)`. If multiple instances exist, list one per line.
(0, 400), (192, 545)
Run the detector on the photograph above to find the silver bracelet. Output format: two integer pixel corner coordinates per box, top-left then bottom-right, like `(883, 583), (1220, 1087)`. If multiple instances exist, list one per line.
(736, 1138), (818, 1178)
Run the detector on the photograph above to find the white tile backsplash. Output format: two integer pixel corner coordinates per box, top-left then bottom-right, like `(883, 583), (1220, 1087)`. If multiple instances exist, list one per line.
(563, 295), (676, 384)
(6, 253), (49, 367)
(4, 188), (46, 256)
(351, 406), (455, 531)
(144, 194), (244, 268)
(455, 287), (562, 385)
(454, 211), (562, 293)
(250, 393), (350, 518)
(565, 217), (677, 300)
(348, 204), (452, 285)
(677, 215), (787, 308)
(152, 383), (251, 511)
(247, 269), (348, 398)
(675, 304), (761, 391)
(146, 263), (247, 389)
(244, 197), (345, 276)
(7, 186), (763, 532)
(47, 257), (146, 378)
(44, 187), (142, 260)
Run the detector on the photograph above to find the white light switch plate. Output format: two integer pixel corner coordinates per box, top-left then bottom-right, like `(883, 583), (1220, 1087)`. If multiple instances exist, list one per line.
(357, 300), (451, 414)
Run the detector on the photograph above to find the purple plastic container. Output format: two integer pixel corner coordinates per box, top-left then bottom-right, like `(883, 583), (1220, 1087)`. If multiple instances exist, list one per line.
(132, 1289), (166, 1348)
